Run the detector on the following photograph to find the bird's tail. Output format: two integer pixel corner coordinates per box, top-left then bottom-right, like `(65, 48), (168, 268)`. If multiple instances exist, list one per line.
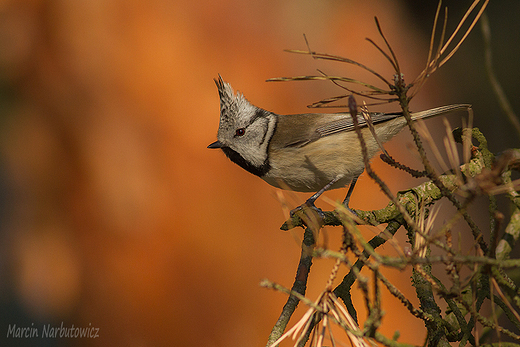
(410, 104), (471, 121)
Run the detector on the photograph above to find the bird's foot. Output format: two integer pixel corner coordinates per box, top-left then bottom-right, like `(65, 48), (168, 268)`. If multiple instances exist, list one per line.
(289, 200), (325, 228)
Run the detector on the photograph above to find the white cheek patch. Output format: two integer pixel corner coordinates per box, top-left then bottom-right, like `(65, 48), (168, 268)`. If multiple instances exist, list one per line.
(240, 114), (276, 168)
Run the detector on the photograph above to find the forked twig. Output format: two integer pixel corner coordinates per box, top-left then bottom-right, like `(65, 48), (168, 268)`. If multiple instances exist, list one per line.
(410, 0), (490, 99)
(367, 16), (401, 77)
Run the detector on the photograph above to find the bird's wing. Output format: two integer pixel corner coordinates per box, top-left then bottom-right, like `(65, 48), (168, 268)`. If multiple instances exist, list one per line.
(313, 112), (401, 138)
(279, 112), (401, 148)
(275, 104), (470, 149)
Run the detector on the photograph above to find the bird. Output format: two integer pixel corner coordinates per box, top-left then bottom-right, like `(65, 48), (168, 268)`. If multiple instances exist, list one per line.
(208, 75), (469, 213)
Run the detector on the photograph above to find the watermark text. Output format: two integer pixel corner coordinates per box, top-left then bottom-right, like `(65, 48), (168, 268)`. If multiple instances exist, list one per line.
(7, 322), (99, 339)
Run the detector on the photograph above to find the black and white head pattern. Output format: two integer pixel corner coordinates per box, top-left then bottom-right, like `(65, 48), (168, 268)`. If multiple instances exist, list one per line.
(213, 75), (276, 177)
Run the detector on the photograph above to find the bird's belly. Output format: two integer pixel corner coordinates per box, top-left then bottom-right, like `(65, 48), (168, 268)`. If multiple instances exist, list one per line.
(262, 171), (353, 192)
(263, 134), (372, 192)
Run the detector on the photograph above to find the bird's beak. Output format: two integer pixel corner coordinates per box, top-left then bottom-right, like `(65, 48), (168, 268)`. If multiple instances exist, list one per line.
(207, 141), (223, 149)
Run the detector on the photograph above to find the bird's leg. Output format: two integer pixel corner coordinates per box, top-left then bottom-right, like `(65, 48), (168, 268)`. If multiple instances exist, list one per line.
(342, 176), (358, 215)
(290, 175), (344, 218)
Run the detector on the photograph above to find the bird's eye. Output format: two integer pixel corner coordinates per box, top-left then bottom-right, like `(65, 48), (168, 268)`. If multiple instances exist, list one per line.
(235, 128), (245, 137)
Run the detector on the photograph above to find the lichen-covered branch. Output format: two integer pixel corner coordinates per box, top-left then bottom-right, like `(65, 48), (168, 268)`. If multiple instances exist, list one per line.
(263, 3), (518, 346)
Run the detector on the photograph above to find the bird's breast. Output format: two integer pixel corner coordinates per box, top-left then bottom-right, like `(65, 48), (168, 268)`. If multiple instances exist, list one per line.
(262, 133), (366, 192)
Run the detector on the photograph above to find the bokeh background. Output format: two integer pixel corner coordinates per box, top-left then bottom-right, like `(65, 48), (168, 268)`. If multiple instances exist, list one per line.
(0, 0), (518, 346)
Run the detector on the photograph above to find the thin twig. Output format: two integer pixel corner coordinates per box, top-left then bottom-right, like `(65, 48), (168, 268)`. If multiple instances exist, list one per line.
(480, 12), (520, 136)
(265, 227), (315, 346)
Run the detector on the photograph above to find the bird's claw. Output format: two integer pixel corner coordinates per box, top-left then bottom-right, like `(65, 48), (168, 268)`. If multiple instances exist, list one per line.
(290, 201), (326, 225)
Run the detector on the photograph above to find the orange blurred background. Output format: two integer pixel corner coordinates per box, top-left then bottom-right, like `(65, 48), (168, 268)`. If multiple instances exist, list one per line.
(0, 1), (517, 346)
